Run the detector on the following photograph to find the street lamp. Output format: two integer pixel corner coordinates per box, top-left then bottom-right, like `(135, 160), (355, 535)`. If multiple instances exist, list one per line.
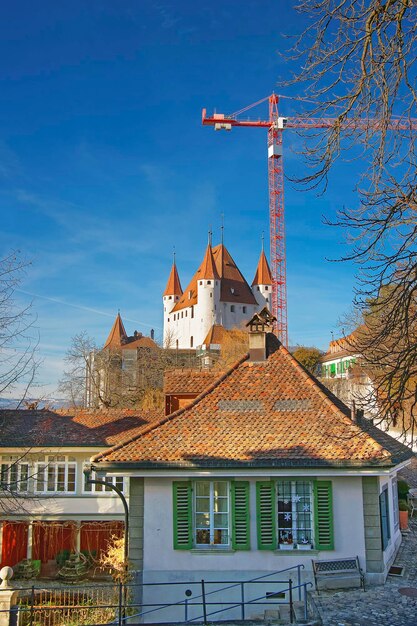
(83, 465), (129, 566)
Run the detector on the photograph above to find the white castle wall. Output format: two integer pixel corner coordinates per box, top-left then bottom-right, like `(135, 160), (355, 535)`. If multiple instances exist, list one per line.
(164, 275), (270, 349)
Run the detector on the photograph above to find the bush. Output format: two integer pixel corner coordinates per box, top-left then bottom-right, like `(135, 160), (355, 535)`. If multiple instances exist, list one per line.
(399, 499), (410, 512)
(398, 480), (410, 499)
(55, 550), (70, 566)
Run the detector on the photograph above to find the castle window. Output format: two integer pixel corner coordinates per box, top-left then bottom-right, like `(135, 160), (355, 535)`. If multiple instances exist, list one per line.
(169, 296), (172, 299)
(167, 318), (170, 323)
(185, 310), (187, 317)
(199, 281), (203, 285)
(231, 305), (235, 312)
(265, 286), (269, 291)
(257, 286), (260, 291)
(266, 298), (269, 302)
(176, 340), (179, 349)
(210, 293), (213, 298)
(181, 312), (184, 319)
(243, 306), (246, 314)
(207, 280), (212, 285)
(190, 336), (194, 348)
(189, 290), (192, 299)
(191, 306), (194, 319)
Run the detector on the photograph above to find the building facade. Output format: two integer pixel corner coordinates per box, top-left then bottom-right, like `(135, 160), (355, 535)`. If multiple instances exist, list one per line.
(163, 243), (272, 349)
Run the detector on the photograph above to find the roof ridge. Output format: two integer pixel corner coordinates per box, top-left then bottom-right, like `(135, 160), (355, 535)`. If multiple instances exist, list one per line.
(92, 353), (249, 463)
(200, 244), (220, 280)
(252, 249), (272, 286)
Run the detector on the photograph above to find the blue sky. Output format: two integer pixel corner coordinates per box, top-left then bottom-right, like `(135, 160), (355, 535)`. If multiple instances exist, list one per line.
(1, 1), (359, 398)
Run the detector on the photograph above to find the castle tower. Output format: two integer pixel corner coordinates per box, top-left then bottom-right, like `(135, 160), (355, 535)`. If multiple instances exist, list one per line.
(195, 242), (221, 346)
(104, 312), (128, 349)
(252, 248), (273, 310)
(163, 259), (183, 347)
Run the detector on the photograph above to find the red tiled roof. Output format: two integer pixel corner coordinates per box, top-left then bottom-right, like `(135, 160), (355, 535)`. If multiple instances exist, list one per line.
(252, 250), (272, 286)
(0, 408), (163, 448)
(104, 313), (128, 349)
(122, 334), (158, 350)
(164, 369), (224, 395)
(163, 262), (183, 297)
(93, 344), (412, 468)
(203, 324), (228, 346)
(172, 244), (257, 312)
(200, 244), (220, 280)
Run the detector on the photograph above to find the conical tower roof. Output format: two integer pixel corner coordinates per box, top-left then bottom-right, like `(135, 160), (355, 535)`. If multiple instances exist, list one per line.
(163, 262), (183, 297)
(104, 313), (128, 349)
(200, 243), (220, 280)
(252, 250), (272, 286)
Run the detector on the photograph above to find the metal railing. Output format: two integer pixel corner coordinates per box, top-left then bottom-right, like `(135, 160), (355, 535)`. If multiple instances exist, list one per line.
(2, 564), (312, 626)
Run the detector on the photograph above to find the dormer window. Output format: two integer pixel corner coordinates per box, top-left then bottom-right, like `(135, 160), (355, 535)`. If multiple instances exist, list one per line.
(230, 288), (235, 295)
(189, 290), (192, 299)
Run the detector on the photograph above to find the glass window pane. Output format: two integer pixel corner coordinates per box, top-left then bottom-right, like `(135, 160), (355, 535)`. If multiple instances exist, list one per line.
(195, 497), (210, 512)
(196, 529), (210, 544)
(213, 513), (228, 527)
(20, 464), (29, 491)
(115, 477), (124, 491)
(195, 513), (210, 527)
(213, 529), (228, 545)
(67, 466), (76, 492)
(47, 465), (56, 491)
(36, 464), (45, 491)
(57, 465), (66, 491)
(213, 482), (228, 496)
(196, 482), (210, 496)
(214, 498), (228, 512)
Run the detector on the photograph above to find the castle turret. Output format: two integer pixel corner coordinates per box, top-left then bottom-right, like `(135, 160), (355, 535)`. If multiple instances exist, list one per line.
(104, 312), (128, 349)
(163, 259), (183, 346)
(252, 249), (273, 310)
(196, 243), (221, 344)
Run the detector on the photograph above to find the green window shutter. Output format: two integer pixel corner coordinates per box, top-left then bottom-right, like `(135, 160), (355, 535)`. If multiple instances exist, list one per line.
(314, 480), (334, 550)
(231, 481), (250, 550)
(173, 481), (192, 550)
(256, 481), (276, 550)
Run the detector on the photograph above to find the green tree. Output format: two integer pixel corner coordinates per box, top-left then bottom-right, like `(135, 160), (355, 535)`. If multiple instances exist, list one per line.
(291, 346), (323, 375)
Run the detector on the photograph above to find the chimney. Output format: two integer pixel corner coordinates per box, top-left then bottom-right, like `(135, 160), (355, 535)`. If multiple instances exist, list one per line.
(246, 307), (277, 362)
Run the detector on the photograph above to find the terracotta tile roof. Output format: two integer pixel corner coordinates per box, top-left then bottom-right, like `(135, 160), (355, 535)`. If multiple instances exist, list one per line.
(163, 262), (183, 297)
(172, 244), (257, 312)
(200, 244), (220, 280)
(0, 408), (163, 448)
(121, 334), (158, 350)
(203, 324), (229, 346)
(252, 250), (272, 286)
(93, 343), (412, 468)
(164, 368), (225, 395)
(104, 313), (128, 349)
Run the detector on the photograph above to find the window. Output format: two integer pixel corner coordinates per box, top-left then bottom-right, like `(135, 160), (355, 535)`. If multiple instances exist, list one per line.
(230, 305), (235, 312)
(190, 336), (193, 348)
(257, 480), (333, 551)
(277, 481), (313, 547)
(195, 481), (229, 546)
(207, 280), (211, 285)
(83, 468), (124, 494)
(173, 481), (249, 550)
(265, 286), (269, 291)
(35, 456), (76, 493)
(210, 292), (213, 298)
(379, 486), (391, 550)
(243, 306), (247, 314)
(1, 457), (29, 493)
(191, 306), (194, 319)
(392, 476), (399, 532)
(185, 310), (187, 317)
(181, 312), (183, 319)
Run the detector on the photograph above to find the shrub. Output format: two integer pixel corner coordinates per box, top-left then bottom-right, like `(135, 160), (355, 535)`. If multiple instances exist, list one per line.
(399, 499), (410, 512)
(398, 480), (410, 499)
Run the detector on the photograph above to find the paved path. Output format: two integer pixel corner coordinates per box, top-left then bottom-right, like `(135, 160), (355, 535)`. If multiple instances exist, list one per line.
(314, 513), (417, 626)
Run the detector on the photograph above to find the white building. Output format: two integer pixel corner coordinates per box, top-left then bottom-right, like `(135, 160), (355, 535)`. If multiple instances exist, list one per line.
(92, 321), (412, 622)
(163, 242), (272, 349)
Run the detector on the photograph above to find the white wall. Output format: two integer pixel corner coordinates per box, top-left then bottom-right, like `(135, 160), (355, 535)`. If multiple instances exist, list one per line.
(140, 475), (367, 622)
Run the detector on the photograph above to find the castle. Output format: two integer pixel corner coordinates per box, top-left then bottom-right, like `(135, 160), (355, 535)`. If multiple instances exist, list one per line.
(163, 240), (272, 349)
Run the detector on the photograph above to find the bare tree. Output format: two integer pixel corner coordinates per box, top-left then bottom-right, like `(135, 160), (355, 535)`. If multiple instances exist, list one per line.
(0, 251), (39, 405)
(285, 1), (417, 436)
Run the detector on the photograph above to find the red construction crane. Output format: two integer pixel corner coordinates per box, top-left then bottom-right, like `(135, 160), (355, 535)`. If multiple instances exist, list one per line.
(202, 93), (416, 347)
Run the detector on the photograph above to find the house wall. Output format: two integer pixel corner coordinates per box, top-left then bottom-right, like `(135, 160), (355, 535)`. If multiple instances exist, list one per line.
(129, 474), (371, 622)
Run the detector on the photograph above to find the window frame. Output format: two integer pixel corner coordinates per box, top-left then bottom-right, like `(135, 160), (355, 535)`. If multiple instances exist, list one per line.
(276, 480), (314, 548)
(82, 466), (125, 495)
(34, 455), (77, 494)
(193, 480), (231, 548)
(0, 457), (30, 493)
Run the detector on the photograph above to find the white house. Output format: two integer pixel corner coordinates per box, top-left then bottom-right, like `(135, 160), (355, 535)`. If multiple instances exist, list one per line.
(0, 408), (161, 575)
(163, 242), (272, 349)
(92, 321), (413, 622)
